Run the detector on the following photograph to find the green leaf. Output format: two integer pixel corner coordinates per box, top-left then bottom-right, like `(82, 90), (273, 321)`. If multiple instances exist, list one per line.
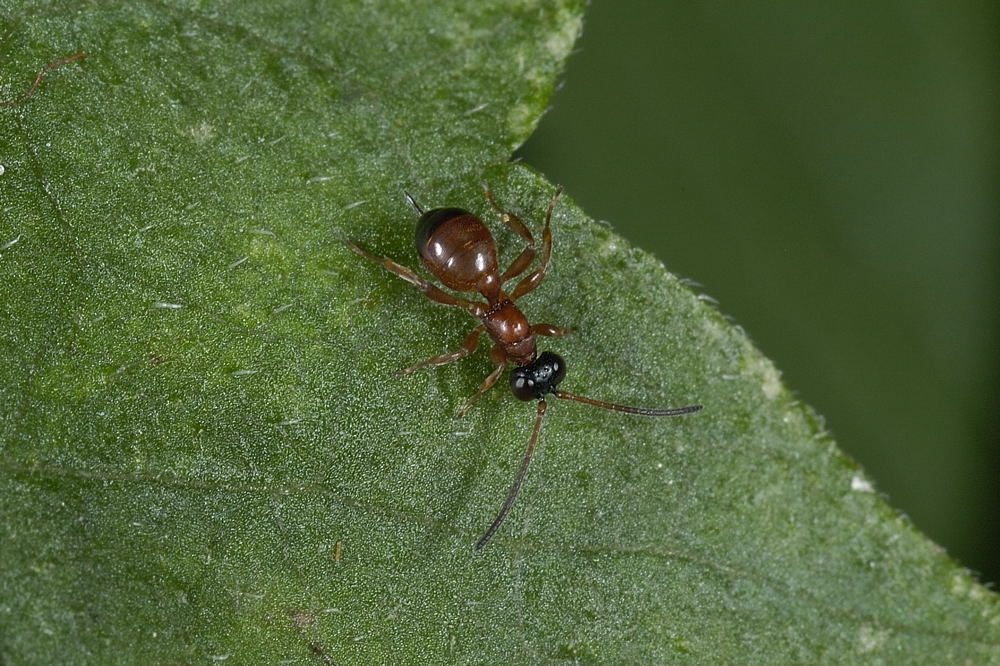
(1, 2), (997, 663)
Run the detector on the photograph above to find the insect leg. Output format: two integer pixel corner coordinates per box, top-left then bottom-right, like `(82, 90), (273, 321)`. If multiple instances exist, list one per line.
(532, 323), (572, 338)
(400, 325), (485, 375)
(346, 241), (485, 317)
(456, 344), (508, 416)
(509, 187), (561, 301)
(484, 185), (537, 284)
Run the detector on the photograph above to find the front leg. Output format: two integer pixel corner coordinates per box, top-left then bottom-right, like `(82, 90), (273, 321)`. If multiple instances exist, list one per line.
(456, 343), (509, 417)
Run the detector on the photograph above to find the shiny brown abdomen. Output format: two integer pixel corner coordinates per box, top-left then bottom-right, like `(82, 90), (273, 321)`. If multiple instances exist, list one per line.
(416, 208), (500, 301)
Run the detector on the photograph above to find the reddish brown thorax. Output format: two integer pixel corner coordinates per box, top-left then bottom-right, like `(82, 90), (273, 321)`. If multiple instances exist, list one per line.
(483, 299), (536, 365)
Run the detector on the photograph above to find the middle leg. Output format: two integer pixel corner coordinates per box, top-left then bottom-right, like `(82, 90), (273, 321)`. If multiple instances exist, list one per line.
(400, 325), (485, 375)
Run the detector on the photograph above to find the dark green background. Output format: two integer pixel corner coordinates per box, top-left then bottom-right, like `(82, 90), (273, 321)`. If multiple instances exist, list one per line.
(520, 1), (999, 583)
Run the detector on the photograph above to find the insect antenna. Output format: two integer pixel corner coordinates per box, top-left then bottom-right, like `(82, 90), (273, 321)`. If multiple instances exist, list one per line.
(475, 399), (548, 551)
(553, 390), (702, 417)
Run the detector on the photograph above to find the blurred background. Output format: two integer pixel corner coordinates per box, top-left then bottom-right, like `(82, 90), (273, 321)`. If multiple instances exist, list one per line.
(518, 1), (999, 584)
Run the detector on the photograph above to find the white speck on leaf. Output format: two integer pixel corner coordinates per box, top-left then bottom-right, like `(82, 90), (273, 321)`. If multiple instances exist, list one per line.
(745, 354), (781, 401)
(856, 625), (887, 653)
(851, 475), (874, 493)
(185, 121), (216, 144)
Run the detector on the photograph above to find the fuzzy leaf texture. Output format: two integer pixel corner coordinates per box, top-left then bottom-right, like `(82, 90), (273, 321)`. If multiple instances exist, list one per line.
(1, 2), (998, 664)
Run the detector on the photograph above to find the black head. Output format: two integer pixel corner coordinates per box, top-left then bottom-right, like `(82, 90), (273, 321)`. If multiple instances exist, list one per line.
(510, 351), (567, 401)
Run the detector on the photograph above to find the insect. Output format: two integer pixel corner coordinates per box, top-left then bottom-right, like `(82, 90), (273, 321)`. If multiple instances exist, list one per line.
(347, 186), (702, 550)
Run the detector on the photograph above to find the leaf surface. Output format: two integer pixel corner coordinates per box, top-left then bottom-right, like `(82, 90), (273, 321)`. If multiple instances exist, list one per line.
(1, 2), (998, 663)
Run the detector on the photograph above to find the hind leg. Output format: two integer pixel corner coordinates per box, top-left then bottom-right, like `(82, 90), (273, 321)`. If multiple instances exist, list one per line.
(347, 241), (486, 317)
